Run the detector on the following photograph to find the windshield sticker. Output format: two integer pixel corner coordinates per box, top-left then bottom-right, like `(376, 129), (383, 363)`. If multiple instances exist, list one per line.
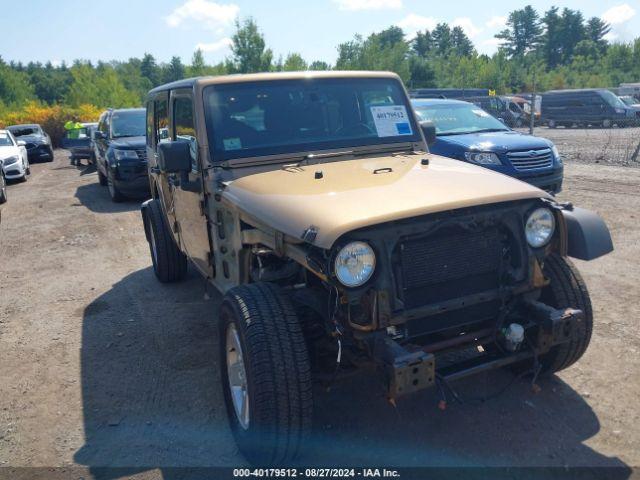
(223, 138), (242, 151)
(371, 105), (413, 137)
(472, 109), (490, 117)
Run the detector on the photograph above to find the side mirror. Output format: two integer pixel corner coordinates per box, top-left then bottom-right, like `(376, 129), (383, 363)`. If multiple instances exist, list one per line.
(17, 140), (26, 146)
(158, 141), (191, 173)
(94, 131), (104, 140)
(419, 121), (437, 147)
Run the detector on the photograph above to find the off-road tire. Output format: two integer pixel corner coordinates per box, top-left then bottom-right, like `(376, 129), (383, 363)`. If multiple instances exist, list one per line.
(145, 199), (187, 283)
(220, 282), (313, 466)
(538, 254), (593, 374)
(107, 173), (125, 203)
(98, 168), (108, 186)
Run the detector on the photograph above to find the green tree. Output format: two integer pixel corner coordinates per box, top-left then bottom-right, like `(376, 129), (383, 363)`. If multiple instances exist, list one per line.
(66, 62), (138, 108)
(309, 60), (330, 70)
(451, 26), (475, 56)
(229, 18), (273, 73)
(412, 30), (433, 57)
(408, 56), (435, 88)
(0, 57), (35, 106)
(140, 53), (161, 87)
(190, 49), (207, 76)
(431, 23), (452, 57)
(559, 8), (586, 63)
(585, 17), (610, 54)
(283, 53), (307, 71)
(540, 7), (563, 67)
(496, 5), (542, 57)
(163, 56), (186, 83)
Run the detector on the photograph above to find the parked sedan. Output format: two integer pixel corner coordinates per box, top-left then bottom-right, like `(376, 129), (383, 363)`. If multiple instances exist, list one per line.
(411, 99), (564, 193)
(6, 124), (53, 162)
(0, 129), (30, 182)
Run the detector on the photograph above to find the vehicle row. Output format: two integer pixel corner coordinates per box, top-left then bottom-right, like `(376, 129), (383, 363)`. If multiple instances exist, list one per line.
(409, 87), (640, 129)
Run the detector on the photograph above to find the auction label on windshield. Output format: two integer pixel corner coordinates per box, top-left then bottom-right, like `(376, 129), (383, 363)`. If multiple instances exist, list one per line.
(371, 105), (413, 137)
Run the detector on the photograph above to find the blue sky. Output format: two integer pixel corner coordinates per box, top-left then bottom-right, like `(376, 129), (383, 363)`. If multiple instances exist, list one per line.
(2, 0), (638, 66)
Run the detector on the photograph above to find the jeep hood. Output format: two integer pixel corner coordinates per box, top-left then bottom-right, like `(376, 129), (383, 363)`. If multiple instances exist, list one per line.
(224, 154), (550, 249)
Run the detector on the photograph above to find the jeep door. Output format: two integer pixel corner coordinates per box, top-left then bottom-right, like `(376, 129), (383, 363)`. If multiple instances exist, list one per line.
(147, 92), (178, 238)
(169, 90), (213, 277)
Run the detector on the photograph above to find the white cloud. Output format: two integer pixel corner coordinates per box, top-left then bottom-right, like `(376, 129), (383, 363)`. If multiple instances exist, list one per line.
(165, 0), (239, 30)
(452, 17), (482, 38)
(333, 0), (402, 11)
(602, 3), (636, 25)
(396, 13), (438, 37)
(485, 15), (507, 29)
(196, 37), (233, 53)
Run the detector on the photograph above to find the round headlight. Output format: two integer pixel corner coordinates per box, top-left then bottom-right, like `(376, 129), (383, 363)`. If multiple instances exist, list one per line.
(525, 207), (556, 248)
(334, 241), (376, 287)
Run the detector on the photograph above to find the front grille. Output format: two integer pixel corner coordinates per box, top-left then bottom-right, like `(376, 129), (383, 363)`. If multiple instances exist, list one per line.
(507, 148), (553, 171)
(135, 148), (147, 161)
(399, 228), (503, 309)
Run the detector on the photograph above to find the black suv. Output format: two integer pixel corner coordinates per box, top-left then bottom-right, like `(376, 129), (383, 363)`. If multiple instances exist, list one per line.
(6, 124), (53, 162)
(94, 108), (150, 202)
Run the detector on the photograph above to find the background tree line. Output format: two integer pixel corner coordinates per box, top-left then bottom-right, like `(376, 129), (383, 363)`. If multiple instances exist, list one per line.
(1, 5), (640, 117)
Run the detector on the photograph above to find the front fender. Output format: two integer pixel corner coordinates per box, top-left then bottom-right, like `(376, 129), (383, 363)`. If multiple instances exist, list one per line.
(561, 207), (613, 261)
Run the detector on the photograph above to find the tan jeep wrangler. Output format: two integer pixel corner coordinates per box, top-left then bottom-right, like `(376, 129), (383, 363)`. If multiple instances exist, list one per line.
(141, 71), (613, 465)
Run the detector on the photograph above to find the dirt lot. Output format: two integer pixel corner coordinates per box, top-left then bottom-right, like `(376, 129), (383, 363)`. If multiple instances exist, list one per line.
(1, 142), (639, 477)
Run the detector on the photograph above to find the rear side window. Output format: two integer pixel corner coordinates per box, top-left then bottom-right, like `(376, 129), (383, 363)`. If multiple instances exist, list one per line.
(146, 102), (154, 147)
(173, 95), (198, 169)
(155, 97), (169, 144)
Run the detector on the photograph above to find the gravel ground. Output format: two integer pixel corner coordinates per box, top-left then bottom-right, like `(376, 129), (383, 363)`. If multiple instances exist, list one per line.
(0, 146), (639, 478)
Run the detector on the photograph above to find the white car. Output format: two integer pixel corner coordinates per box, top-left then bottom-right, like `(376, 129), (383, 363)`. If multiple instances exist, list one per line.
(0, 129), (30, 182)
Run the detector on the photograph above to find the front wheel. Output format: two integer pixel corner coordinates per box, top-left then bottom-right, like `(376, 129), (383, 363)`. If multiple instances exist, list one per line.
(537, 254), (593, 374)
(107, 173), (126, 203)
(98, 168), (108, 186)
(220, 283), (313, 465)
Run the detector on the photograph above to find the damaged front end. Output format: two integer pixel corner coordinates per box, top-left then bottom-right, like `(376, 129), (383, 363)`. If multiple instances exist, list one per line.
(300, 198), (611, 401)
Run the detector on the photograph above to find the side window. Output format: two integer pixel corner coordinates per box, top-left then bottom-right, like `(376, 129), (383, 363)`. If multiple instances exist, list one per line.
(146, 101), (154, 147)
(173, 95), (198, 170)
(103, 114), (111, 137)
(155, 97), (169, 144)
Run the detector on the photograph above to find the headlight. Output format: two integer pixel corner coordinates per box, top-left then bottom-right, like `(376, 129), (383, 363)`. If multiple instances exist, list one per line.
(3, 155), (19, 166)
(334, 241), (376, 287)
(464, 152), (501, 165)
(113, 149), (139, 161)
(525, 208), (556, 248)
(551, 145), (562, 164)
(615, 108), (625, 114)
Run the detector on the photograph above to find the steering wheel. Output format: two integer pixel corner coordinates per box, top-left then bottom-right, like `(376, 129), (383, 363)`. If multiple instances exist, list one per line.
(336, 123), (375, 136)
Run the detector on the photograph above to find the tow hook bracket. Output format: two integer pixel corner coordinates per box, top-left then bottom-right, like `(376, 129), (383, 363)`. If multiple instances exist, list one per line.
(526, 301), (584, 354)
(373, 336), (435, 399)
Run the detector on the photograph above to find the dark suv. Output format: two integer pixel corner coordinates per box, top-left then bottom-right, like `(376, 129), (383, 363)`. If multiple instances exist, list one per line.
(6, 124), (53, 162)
(94, 108), (150, 202)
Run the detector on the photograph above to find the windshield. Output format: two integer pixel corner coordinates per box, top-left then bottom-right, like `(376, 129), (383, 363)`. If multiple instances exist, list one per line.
(8, 127), (38, 137)
(620, 96), (637, 106)
(0, 133), (15, 146)
(413, 102), (509, 135)
(111, 110), (146, 138)
(204, 78), (421, 161)
(600, 90), (627, 109)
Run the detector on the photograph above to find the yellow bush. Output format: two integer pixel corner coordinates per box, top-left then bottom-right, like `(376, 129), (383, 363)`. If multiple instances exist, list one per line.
(0, 102), (103, 147)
